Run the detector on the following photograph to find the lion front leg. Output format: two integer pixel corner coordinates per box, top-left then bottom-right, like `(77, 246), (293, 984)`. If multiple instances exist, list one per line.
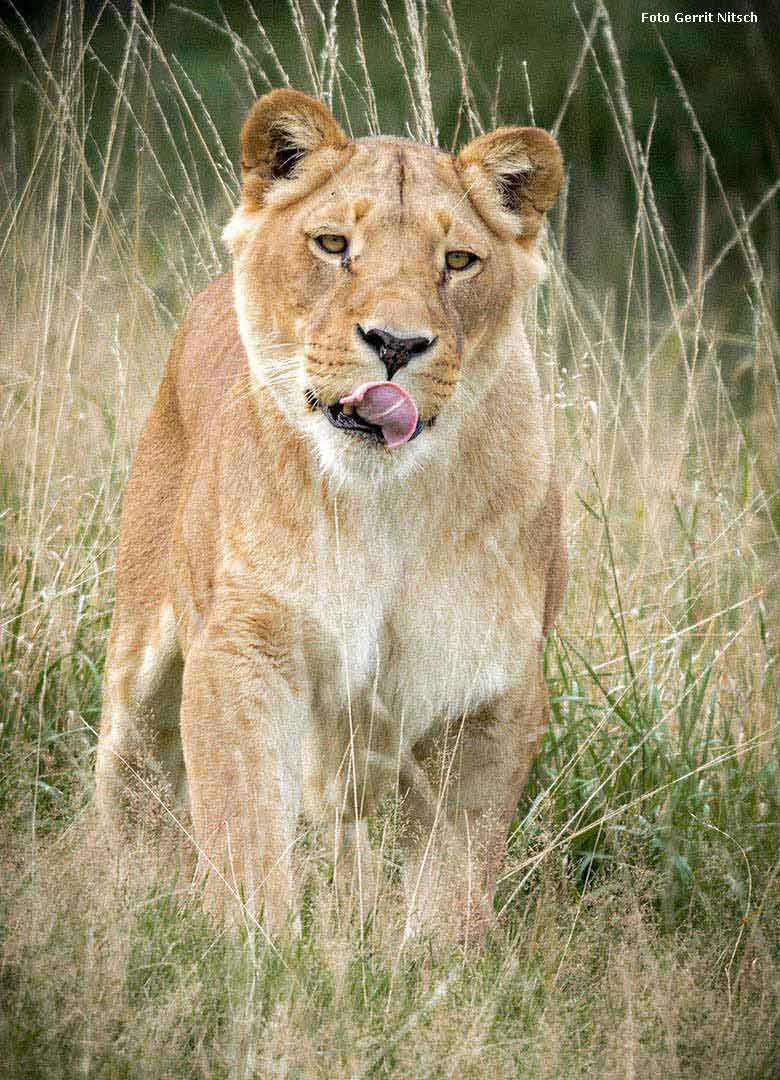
(404, 671), (549, 946)
(180, 597), (305, 934)
(95, 599), (186, 837)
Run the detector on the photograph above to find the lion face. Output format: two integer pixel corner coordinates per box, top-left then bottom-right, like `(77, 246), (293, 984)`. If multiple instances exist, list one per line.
(224, 92), (563, 481)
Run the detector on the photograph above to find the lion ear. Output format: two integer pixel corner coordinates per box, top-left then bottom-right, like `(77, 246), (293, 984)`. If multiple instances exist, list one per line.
(240, 89), (348, 206)
(457, 127), (563, 244)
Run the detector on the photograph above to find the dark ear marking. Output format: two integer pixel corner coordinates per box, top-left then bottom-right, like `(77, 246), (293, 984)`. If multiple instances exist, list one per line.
(241, 127), (304, 182)
(270, 130), (305, 180)
(495, 169), (544, 218)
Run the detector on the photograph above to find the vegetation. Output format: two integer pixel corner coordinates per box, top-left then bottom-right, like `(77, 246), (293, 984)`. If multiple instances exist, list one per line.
(1, 2), (779, 1076)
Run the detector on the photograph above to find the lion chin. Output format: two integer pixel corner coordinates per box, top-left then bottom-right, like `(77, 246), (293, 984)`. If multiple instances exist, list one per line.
(94, 88), (567, 943)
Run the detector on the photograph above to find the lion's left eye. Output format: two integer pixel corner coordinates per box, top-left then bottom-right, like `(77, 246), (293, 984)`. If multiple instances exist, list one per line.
(316, 234), (348, 254)
(445, 250), (479, 271)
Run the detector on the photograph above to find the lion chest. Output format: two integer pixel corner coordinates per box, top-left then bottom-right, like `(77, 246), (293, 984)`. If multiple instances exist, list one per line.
(306, 521), (542, 746)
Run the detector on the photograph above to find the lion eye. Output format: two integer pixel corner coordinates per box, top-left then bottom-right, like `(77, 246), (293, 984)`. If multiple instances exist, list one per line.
(316, 234), (348, 254)
(445, 250), (479, 271)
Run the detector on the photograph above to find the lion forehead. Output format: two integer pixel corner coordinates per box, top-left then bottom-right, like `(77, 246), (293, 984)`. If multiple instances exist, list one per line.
(300, 139), (481, 234)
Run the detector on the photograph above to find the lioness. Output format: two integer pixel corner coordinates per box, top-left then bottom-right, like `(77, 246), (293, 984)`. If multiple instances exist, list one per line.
(95, 90), (566, 941)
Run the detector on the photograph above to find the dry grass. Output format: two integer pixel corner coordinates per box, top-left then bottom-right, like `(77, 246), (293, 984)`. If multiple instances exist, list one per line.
(1, 2), (779, 1077)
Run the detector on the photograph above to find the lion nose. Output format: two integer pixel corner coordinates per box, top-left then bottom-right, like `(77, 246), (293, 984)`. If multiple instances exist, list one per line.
(356, 325), (436, 380)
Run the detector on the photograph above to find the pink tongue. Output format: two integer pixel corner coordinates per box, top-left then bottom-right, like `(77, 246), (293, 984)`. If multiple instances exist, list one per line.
(339, 382), (419, 449)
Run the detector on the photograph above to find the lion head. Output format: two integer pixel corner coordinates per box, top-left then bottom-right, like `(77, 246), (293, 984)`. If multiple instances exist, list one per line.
(223, 90), (563, 481)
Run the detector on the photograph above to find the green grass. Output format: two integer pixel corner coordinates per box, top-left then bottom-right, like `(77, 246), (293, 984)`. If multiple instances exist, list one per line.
(1, 2), (780, 1077)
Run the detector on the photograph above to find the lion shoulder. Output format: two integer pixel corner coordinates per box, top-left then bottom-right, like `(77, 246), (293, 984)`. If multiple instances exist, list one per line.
(168, 272), (247, 442)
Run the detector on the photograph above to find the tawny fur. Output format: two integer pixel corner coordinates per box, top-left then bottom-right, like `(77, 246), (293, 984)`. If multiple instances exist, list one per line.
(95, 89), (566, 941)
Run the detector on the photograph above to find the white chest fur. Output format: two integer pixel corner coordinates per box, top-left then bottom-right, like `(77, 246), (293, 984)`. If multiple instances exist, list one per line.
(306, 490), (542, 754)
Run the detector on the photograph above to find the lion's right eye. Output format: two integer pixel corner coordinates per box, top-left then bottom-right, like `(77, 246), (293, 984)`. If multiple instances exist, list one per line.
(315, 234), (348, 255)
(445, 250), (479, 271)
